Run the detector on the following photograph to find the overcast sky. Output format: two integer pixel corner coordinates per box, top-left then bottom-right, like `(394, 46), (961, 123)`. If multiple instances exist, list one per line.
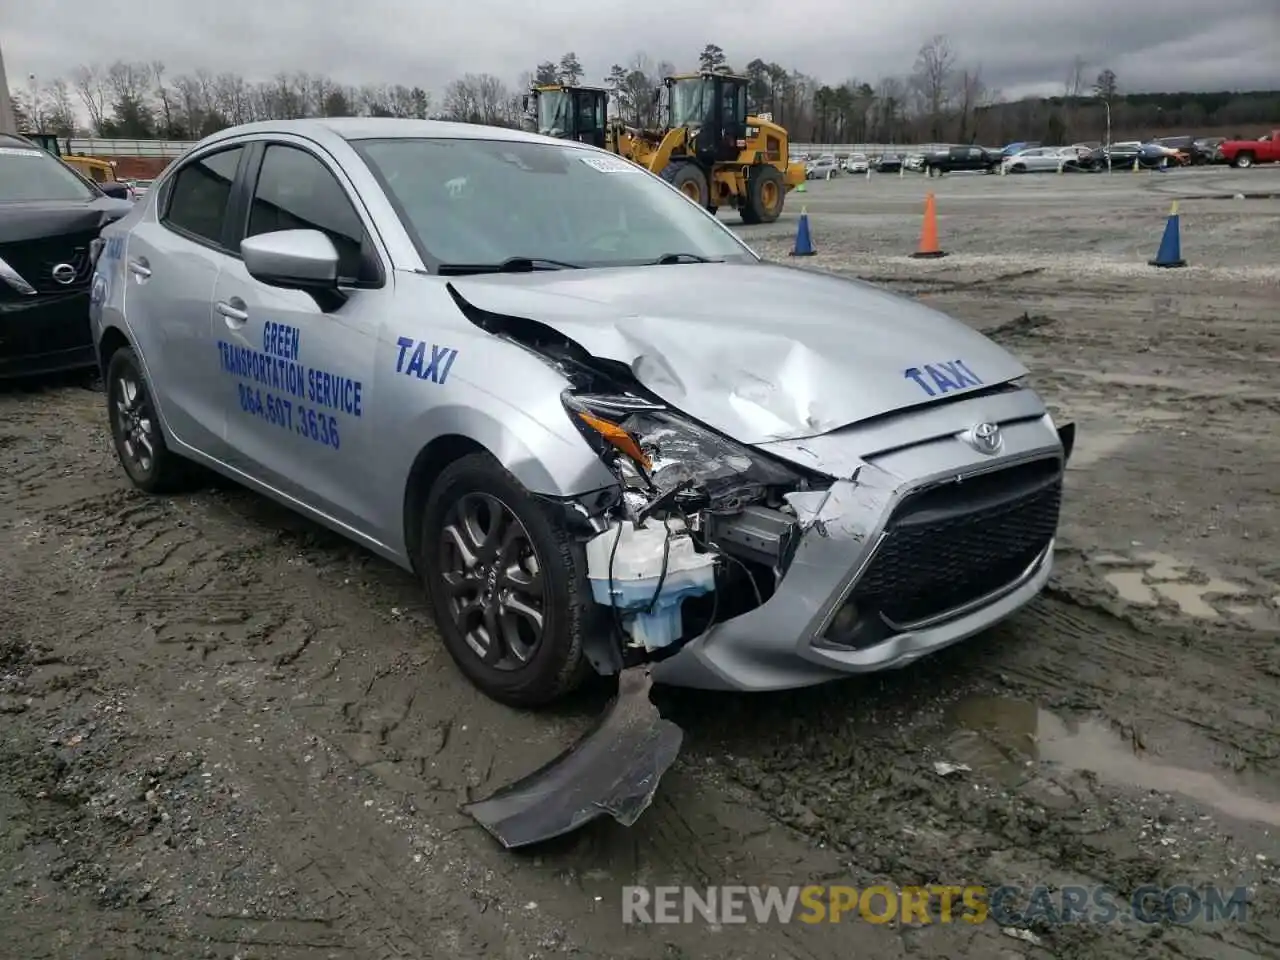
(4, 0), (1278, 103)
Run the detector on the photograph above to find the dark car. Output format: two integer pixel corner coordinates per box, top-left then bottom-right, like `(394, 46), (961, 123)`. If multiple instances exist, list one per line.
(923, 144), (1001, 176)
(1079, 141), (1166, 172)
(874, 153), (903, 173)
(0, 134), (133, 378)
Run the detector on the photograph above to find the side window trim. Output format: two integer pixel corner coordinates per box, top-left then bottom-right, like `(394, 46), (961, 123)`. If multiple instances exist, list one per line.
(237, 139), (386, 290)
(158, 143), (251, 256)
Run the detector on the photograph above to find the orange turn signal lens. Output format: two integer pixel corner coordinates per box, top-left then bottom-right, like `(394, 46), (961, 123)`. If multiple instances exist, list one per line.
(576, 411), (652, 470)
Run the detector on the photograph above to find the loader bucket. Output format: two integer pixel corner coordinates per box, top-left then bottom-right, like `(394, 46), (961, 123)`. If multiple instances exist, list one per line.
(463, 667), (682, 849)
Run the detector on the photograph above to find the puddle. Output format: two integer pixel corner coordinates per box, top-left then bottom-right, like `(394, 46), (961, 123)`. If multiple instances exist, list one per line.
(946, 697), (1280, 827)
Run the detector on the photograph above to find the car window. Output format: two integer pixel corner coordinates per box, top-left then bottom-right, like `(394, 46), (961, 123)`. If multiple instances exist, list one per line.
(354, 137), (752, 269)
(0, 143), (98, 202)
(245, 144), (370, 282)
(164, 146), (245, 247)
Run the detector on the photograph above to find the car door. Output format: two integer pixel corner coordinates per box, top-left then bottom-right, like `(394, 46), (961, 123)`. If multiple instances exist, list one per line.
(214, 139), (386, 537)
(123, 143), (250, 458)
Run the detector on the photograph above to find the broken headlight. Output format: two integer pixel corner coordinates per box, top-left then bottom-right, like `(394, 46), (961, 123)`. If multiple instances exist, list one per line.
(562, 390), (802, 516)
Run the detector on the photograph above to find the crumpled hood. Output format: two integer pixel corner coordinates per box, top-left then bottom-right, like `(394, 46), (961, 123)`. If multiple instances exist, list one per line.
(449, 262), (1028, 443)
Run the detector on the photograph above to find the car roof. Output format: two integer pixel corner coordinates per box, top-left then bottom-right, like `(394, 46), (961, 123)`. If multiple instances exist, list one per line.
(194, 117), (567, 153)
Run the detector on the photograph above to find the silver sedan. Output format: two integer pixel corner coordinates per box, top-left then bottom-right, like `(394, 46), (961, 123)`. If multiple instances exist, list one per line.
(90, 118), (1071, 708)
(1001, 146), (1091, 173)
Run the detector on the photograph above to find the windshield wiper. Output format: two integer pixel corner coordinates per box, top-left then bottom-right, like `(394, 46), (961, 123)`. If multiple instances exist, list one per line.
(436, 256), (583, 276)
(650, 253), (721, 265)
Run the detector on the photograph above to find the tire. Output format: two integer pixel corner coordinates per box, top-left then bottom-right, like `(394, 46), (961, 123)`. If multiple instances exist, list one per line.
(1011, 163), (1026, 173)
(419, 452), (593, 708)
(740, 164), (785, 224)
(660, 162), (709, 206)
(1234, 153), (1254, 169)
(105, 346), (189, 494)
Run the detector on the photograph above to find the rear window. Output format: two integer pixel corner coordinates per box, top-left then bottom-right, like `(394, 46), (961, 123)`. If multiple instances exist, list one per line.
(0, 144), (98, 203)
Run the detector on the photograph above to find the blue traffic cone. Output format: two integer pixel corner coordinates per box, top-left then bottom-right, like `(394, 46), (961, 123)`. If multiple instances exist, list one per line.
(1149, 201), (1186, 268)
(791, 207), (816, 257)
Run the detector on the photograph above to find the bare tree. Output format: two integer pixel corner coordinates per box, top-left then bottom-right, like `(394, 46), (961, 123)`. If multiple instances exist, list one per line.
(954, 66), (984, 142)
(912, 35), (956, 141)
(45, 78), (77, 135)
(1062, 55), (1087, 140)
(72, 64), (110, 134)
(152, 61), (175, 137)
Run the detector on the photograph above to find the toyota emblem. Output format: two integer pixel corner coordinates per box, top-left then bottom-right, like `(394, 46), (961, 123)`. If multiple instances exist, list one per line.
(967, 422), (1003, 455)
(51, 263), (77, 285)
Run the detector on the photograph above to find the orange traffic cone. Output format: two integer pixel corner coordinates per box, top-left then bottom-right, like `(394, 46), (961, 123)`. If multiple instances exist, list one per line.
(911, 192), (948, 259)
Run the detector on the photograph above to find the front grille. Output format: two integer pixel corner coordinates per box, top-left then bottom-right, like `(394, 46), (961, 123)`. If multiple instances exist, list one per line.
(849, 458), (1062, 627)
(0, 229), (98, 300)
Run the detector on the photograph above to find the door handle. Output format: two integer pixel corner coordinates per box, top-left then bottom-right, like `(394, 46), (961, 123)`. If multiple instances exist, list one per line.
(127, 257), (151, 279)
(216, 299), (248, 323)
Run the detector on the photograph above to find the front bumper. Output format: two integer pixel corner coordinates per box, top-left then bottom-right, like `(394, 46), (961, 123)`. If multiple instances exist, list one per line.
(0, 290), (96, 379)
(651, 396), (1067, 691)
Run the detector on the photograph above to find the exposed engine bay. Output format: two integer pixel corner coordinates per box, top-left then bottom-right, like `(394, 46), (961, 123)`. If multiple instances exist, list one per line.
(453, 285), (825, 670)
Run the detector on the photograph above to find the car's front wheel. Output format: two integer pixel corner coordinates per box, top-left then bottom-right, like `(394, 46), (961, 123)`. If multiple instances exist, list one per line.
(106, 345), (189, 493)
(420, 453), (594, 707)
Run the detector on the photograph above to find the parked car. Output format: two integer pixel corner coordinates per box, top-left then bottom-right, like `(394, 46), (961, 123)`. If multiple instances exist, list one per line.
(874, 153), (904, 173)
(1215, 131), (1280, 168)
(127, 178), (155, 201)
(0, 133), (133, 378)
(1080, 141), (1167, 171)
(922, 145), (1002, 176)
(805, 155), (840, 179)
(846, 153), (869, 174)
(903, 153), (926, 172)
(1000, 147), (1090, 174)
(90, 117), (1071, 710)
(1151, 136), (1214, 165)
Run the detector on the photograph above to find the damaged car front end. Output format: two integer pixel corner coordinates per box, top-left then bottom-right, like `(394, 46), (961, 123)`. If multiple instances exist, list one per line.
(444, 266), (1073, 848)
(343, 127), (1074, 848)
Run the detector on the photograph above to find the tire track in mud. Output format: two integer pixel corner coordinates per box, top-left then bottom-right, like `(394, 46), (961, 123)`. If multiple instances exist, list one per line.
(5, 441), (826, 959)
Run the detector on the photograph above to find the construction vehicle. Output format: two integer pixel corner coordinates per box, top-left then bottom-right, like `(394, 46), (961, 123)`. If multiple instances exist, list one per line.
(27, 132), (128, 192)
(529, 71), (804, 223)
(524, 84), (609, 148)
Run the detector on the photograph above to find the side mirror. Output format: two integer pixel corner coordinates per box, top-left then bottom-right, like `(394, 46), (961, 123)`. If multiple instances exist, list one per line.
(98, 181), (129, 200)
(241, 229), (345, 309)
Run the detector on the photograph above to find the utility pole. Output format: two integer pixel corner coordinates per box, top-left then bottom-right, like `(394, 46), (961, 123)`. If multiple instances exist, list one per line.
(0, 37), (17, 134)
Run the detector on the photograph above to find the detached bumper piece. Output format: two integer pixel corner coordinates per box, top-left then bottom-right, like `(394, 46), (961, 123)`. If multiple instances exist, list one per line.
(464, 667), (682, 849)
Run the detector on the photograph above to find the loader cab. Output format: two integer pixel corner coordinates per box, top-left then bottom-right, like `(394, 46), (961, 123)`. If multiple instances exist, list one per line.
(27, 133), (63, 157)
(529, 85), (608, 149)
(665, 71), (748, 165)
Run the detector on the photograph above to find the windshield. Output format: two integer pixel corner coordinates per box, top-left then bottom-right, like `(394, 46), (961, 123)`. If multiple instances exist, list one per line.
(0, 144), (98, 202)
(536, 91), (570, 137)
(352, 137), (754, 269)
(669, 78), (712, 128)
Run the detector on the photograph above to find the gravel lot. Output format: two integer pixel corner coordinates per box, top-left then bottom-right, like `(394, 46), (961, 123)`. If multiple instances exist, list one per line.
(3, 164), (1279, 959)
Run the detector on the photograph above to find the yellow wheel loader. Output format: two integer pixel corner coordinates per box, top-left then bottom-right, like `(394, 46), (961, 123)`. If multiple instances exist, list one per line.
(607, 70), (806, 224)
(524, 84), (609, 149)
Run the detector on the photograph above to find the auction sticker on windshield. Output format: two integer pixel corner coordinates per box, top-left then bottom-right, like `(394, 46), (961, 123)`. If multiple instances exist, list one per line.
(580, 155), (641, 174)
(0, 148), (46, 158)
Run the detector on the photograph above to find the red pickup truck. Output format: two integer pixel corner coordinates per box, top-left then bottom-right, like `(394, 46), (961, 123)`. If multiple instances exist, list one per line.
(1216, 131), (1280, 168)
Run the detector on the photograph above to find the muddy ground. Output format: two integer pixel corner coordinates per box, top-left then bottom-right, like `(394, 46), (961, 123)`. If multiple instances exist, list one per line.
(3, 166), (1279, 959)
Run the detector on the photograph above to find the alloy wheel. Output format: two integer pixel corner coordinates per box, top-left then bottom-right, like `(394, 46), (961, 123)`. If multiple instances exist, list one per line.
(438, 493), (547, 671)
(113, 369), (156, 476)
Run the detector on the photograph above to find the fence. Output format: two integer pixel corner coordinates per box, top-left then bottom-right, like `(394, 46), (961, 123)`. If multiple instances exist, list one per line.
(64, 136), (946, 160)
(790, 143), (947, 157)
(65, 138), (196, 157)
